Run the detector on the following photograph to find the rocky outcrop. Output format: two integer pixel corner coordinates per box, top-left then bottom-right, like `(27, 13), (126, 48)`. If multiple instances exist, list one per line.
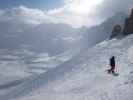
(110, 9), (133, 39)
(123, 9), (133, 35)
(110, 24), (122, 39)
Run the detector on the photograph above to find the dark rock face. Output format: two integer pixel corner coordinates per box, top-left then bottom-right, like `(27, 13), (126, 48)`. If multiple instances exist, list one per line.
(109, 12), (127, 39)
(123, 9), (133, 35)
(110, 24), (122, 39)
(109, 9), (133, 39)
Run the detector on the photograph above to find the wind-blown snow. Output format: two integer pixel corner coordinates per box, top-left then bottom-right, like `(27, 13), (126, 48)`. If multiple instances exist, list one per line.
(1, 34), (133, 100)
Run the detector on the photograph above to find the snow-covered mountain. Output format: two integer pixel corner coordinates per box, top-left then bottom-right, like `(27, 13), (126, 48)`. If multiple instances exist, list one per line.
(20, 23), (85, 55)
(83, 12), (127, 46)
(0, 21), (82, 55)
(0, 11), (127, 56)
(0, 33), (133, 100)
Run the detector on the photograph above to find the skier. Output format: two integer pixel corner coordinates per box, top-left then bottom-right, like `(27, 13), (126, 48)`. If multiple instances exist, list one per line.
(108, 56), (116, 74)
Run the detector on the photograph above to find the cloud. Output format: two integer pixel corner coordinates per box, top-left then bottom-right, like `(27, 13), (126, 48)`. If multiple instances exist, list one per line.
(48, 0), (104, 27)
(92, 0), (133, 20)
(64, 0), (103, 14)
(0, 6), (53, 25)
(0, 0), (105, 28)
(55, 0), (133, 27)
(0, 0), (133, 28)
(0, 5), (88, 27)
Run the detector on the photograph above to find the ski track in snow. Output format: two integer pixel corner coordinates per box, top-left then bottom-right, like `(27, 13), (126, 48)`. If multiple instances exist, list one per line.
(1, 35), (133, 100)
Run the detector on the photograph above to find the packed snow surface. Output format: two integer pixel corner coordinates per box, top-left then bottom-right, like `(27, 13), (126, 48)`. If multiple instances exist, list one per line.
(1, 34), (133, 100)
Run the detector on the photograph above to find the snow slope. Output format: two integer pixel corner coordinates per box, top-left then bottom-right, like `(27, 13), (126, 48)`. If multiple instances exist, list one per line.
(1, 34), (133, 100)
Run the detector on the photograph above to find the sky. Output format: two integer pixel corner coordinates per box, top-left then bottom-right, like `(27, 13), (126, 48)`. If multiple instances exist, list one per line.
(0, 0), (133, 28)
(0, 0), (63, 10)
